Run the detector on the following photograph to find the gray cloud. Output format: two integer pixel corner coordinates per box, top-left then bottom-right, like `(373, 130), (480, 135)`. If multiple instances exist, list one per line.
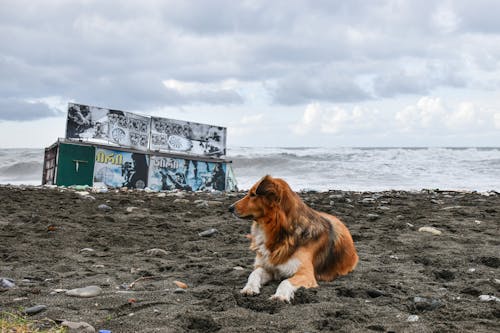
(0, 0), (499, 121)
(0, 98), (60, 121)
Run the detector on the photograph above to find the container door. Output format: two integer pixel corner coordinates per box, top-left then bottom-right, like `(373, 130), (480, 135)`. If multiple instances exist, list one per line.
(56, 143), (95, 186)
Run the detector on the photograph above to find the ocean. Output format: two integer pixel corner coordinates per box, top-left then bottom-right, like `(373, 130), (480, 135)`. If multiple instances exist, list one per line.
(1, 147), (499, 192)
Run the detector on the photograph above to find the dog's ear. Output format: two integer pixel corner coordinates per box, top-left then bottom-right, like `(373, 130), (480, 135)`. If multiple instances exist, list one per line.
(255, 175), (280, 202)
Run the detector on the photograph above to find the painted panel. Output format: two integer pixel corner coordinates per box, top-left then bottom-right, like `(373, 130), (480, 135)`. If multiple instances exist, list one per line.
(93, 148), (149, 189)
(150, 117), (226, 157)
(148, 155), (226, 191)
(66, 103), (150, 151)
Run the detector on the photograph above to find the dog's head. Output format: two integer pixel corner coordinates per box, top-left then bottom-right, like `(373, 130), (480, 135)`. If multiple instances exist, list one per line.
(229, 175), (296, 222)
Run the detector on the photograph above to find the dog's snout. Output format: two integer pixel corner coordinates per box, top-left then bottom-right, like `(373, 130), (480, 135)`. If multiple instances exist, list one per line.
(228, 204), (235, 213)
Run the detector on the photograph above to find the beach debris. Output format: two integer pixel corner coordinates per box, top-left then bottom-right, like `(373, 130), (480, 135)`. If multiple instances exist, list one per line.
(173, 280), (188, 289)
(62, 320), (96, 333)
(173, 198), (190, 204)
(367, 214), (380, 221)
(233, 266), (244, 271)
(474, 220), (482, 225)
(66, 285), (103, 298)
(23, 304), (47, 315)
(198, 228), (218, 237)
(157, 192), (166, 198)
(79, 248), (95, 253)
(467, 268), (476, 273)
(167, 191), (185, 197)
(75, 191), (91, 197)
(97, 204), (112, 212)
(407, 315), (419, 322)
(410, 296), (443, 312)
(128, 276), (160, 289)
(98, 330), (111, 333)
(47, 225), (57, 232)
(418, 226), (442, 235)
(145, 248), (168, 257)
(0, 277), (15, 289)
(478, 295), (500, 302)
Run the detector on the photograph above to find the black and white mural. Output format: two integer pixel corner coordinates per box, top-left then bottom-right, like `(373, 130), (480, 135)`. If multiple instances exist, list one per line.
(150, 117), (226, 157)
(66, 103), (150, 150)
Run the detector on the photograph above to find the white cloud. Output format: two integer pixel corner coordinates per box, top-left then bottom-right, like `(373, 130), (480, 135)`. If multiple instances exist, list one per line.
(432, 3), (460, 34)
(292, 103), (382, 135)
(396, 96), (498, 133)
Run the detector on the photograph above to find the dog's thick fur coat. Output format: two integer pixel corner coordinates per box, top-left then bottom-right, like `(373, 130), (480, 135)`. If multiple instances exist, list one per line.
(229, 175), (358, 302)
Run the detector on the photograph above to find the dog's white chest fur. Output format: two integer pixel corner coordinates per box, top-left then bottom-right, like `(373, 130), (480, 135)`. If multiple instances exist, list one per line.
(251, 223), (300, 279)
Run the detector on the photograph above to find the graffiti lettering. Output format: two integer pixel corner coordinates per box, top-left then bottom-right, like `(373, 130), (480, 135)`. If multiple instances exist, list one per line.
(96, 150), (123, 165)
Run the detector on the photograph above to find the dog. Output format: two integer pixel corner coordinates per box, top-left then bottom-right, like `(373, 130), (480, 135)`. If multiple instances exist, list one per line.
(229, 175), (358, 302)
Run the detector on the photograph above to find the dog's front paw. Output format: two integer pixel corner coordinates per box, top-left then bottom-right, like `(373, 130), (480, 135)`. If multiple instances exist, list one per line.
(270, 280), (295, 303)
(240, 285), (260, 296)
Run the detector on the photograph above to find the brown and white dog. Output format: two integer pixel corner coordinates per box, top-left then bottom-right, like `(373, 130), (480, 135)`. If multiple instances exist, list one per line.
(229, 175), (358, 302)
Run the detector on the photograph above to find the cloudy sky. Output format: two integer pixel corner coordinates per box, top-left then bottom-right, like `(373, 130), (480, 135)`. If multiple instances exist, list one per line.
(1, 0), (499, 148)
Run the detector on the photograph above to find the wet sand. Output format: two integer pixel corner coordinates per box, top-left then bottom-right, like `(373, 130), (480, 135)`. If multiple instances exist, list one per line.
(0, 185), (499, 332)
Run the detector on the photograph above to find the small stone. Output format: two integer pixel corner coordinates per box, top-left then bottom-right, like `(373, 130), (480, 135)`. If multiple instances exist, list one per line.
(441, 206), (463, 210)
(24, 305), (47, 315)
(92, 264), (105, 269)
(418, 226), (442, 235)
(66, 285), (102, 298)
(173, 287), (186, 294)
(157, 192), (166, 198)
(407, 315), (419, 322)
(61, 320), (95, 333)
(173, 280), (188, 289)
(198, 228), (218, 237)
(362, 198), (376, 204)
(206, 200), (223, 206)
(411, 296), (443, 312)
(474, 220), (482, 225)
(367, 289), (384, 298)
(145, 248), (168, 257)
(75, 191), (90, 196)
(406, 222), (414, 227)
(0, 278), (15, 289)
(173, 198), (190, 204)
(126, 206), (139, 213)
(467, 268), (476, 273)
(233, 266), (244, 271)
(79, 248), (95, 253)
(479, 295), (500, 302)
(97, 204), (112, 212)
(367, 214), (380, 221)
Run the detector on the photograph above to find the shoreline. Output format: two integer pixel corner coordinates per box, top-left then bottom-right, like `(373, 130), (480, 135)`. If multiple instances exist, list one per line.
(0, 186), (499, 332)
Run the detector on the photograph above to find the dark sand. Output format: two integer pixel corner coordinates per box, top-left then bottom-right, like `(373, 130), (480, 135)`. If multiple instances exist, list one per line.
(0, 186), (499, 332)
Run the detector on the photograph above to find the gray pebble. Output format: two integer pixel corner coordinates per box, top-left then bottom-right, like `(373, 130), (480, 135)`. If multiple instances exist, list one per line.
(407, 315), (419, 322)
(61, 320), (95, 333)
(174, 287), (187, 294)
(173, 198), (190, 204)
(66, 285), (102, 298)
(367, 214), (380, 221)
(198, 228), (218, 237)
(411, 296), (443, 312)
(0, 278), (15, 289)
(24, 304), (47, 315)
(97, 204), (112, 212)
